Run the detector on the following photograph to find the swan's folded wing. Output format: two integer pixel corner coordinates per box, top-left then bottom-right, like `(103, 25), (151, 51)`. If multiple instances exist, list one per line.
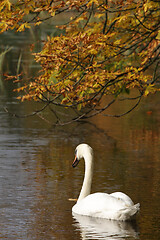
(114, 203), (140, 221)
(72, 193), (140, 220)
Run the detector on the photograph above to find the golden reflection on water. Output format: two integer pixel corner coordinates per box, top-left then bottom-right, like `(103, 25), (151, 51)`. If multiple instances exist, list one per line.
(1, 14), (160, 240)
(6, 93), (160, 239)
(18, 92), (160, 239)
(1, 94), (160, 239)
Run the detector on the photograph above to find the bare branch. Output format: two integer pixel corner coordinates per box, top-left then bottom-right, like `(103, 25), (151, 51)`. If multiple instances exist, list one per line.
(4, 102), (50, 118)
(104, 94), (142, 118)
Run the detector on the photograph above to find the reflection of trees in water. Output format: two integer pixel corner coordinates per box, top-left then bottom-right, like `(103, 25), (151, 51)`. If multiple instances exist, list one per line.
(130, 128), (159, 154)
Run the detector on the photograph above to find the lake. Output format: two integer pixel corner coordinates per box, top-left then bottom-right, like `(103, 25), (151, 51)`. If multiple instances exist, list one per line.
(0, 24), (160, 240)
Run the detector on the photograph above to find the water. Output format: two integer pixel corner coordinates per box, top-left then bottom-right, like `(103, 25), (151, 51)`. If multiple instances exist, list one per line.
(0, 27), (160, 239)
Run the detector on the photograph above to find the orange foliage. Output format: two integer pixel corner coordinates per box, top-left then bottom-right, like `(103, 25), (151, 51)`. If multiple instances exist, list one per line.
(1, 0), (160, 121)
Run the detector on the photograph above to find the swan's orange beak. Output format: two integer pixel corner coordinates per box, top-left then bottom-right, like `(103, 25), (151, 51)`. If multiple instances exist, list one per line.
(72, 155), (80, 168)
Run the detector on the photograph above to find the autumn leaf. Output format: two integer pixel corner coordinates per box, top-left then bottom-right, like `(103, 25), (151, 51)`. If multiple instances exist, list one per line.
(1, 0), (160, 124)
(17, 23), (30, 32)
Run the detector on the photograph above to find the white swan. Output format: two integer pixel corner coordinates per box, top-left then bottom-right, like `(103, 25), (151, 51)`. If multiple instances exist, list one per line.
(72, 144), (140, 221)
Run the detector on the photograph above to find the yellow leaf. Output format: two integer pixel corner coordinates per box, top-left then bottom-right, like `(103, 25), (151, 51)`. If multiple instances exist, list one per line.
(4, 0), (11, 10)
(156, 30), (160, 40)
(77, 103), (82, 111)
(35, 21), (42, 26)
(144, 84), (155, 96)
(7, 0), (11, 10)
(51, 11), (55, 17)
(95, 13), (104, 18)
(17, 23), (30, 32)
(87, 0), (99, 6)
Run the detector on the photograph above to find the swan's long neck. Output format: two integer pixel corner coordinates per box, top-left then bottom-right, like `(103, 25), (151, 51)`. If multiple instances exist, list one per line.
(77, 152), (93, 203)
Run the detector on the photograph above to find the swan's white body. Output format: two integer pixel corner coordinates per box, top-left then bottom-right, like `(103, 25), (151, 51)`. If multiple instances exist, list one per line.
(72, 144), (140, 221)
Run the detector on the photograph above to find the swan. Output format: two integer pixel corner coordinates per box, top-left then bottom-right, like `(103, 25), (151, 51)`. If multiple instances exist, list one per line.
(72, 143), (140, 221)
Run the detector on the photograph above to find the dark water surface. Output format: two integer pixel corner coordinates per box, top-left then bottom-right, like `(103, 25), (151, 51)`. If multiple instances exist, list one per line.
(0, 27), (160, 240)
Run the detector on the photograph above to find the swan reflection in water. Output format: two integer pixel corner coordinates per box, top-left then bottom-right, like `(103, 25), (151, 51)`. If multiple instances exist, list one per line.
(73, 213), (139, 240)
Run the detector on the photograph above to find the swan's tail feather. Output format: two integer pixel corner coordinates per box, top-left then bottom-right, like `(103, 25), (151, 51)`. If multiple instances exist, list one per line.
(119, 203), (140, 221)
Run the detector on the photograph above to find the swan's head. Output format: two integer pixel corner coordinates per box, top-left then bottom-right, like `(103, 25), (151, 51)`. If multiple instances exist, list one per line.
(72, 143), (93, 168)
